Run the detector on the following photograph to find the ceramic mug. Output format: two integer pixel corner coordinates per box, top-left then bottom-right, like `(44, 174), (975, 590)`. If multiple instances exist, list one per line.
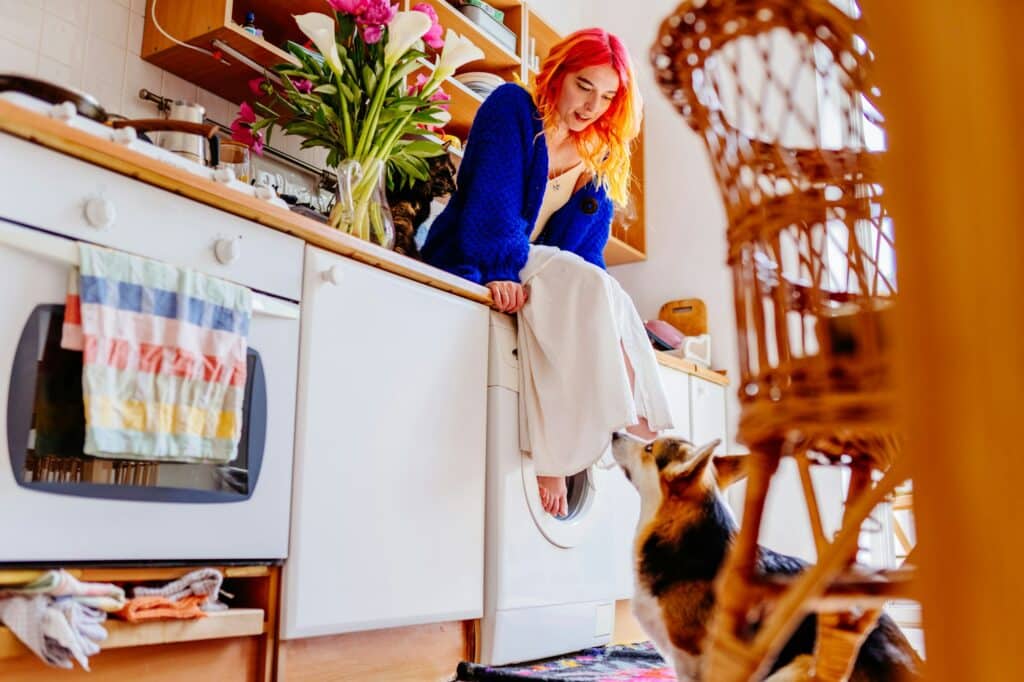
(682, 333), (712, 367)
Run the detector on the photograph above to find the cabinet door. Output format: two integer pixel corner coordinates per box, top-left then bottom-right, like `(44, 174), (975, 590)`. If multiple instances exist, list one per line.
(283, 246), (489, 638)
(689, 376), (727, 451)
(658, 365), (693, 441)
(610, 365), (695, 598)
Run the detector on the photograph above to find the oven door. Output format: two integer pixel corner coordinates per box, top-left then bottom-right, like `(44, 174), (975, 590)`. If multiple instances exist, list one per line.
(0, 219), (300, 562)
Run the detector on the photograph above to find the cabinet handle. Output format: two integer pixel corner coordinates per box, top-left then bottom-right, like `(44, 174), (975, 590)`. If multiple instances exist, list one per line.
(214, 237), (241, 264)
(83, 196), (116, 229)
(321, 265), (344, 286)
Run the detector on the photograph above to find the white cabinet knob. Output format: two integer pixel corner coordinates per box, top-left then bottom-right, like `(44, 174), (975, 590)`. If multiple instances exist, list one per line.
(83, 196), (116, 229)
(213, 167), (236, 183)
(111, 127), (136, 145)
(321, 265), (344, 285)
(50, 101), (77, 122)
(214, 237), (241, 265)
(254, 185), (276, 201)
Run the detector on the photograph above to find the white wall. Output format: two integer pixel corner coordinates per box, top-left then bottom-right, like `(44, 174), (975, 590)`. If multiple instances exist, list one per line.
(524, 1), (591, 36)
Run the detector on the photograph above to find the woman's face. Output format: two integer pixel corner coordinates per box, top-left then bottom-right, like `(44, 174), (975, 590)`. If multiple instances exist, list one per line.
(557, 64), (620, 132)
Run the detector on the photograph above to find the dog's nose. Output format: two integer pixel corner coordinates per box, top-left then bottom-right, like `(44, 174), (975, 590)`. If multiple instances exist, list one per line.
(611, 432), (621, 441)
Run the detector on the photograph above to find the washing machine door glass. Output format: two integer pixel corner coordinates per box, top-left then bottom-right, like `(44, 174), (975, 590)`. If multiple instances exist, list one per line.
(520, 451), (607, 549)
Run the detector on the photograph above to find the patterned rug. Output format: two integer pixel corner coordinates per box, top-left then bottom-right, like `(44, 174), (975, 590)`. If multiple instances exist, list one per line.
(455, 642), (674, 681)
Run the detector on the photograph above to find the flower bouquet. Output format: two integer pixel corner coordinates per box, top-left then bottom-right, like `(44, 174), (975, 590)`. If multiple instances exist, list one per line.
(232, 1), (483, 247)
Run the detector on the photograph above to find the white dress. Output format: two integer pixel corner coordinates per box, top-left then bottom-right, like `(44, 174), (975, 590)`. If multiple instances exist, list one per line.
(517, 171), (674, 477)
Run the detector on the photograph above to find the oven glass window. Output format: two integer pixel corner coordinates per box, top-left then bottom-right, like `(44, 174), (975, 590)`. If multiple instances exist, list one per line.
(7, 305), (267, 502)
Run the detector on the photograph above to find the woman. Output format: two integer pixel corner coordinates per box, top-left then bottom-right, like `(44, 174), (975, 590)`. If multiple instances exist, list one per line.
(422, 28), (672, 517)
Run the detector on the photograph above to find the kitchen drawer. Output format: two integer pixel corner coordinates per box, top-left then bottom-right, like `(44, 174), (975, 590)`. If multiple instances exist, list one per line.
(0, 134), (303, 301)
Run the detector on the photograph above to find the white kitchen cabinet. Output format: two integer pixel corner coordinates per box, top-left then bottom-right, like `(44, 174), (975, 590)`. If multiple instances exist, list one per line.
(282, 245), (489, 639)
(659, 365), (694, 441)
(689, 373), (728, 452)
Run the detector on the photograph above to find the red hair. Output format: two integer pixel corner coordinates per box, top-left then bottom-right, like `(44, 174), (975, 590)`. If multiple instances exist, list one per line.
(530, 28), (643, 206)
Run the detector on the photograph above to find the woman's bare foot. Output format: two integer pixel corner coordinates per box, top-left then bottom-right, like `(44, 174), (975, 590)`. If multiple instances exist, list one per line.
(537, 475), (568, 517)
(626, 417), (658, 441)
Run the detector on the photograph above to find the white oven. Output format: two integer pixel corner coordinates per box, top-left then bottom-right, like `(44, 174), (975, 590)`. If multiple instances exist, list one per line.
(0, 130), (303, 563)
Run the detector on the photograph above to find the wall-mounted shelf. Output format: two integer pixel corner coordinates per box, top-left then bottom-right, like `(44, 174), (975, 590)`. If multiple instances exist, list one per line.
(418, 0), (521, 75)
(413, 59), (485, 140)
(524, 6), (560, 71)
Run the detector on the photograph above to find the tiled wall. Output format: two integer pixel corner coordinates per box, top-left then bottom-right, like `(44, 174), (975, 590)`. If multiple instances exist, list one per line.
(0, 0), (328, 167)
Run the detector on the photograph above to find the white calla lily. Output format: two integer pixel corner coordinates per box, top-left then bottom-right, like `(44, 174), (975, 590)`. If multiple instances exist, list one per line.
(294, 12), (343, 75)
(429, 109), (452, 126)
(384, 11), (432, 67)
(435, 30), (484, 80)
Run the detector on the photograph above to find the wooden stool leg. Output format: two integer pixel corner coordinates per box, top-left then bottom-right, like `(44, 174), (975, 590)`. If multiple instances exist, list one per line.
(746, 461), (907, 679)
(812, 460), (876, 681)
(813, 610), (881, 681)
(705, 446), (781, 681)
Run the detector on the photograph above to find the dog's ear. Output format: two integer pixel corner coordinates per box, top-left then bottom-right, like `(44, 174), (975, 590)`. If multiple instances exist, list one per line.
(712, 455), (748, 488)
(662, 438), (721, 482)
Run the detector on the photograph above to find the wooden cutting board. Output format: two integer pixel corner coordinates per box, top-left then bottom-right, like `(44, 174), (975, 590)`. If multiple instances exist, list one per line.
(658, 298), (707, 336)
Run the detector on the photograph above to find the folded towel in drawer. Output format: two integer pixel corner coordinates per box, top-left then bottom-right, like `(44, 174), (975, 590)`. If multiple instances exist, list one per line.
(61, 243), (252, 464)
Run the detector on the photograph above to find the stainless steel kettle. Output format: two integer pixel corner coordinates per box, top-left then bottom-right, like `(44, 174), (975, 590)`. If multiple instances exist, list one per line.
(159, 100), (207, 164)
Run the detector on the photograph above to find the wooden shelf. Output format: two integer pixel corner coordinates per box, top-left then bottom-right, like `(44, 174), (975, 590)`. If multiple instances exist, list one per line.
(143, 8), (298, 105)
(525, 6), (561, 65)
(413, 0), (521, 72)
(0, 609), (265, 661)
(412, 59), (488, 141)
(481, 0), (524, 9)
(604, 235), (646, 266)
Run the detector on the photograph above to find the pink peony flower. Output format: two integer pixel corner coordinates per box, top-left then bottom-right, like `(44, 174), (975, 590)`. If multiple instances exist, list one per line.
(328, 0), (369, 15)
(356, 0), (397, 26)
(230, 102), (264, 155)
(248, 77), (268, 96)
(412, 3), (443, 50)
(291, 78), (313, 93)
(362, 24), (384, 44)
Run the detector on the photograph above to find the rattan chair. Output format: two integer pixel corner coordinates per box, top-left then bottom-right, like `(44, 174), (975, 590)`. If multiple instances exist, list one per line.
(651, 1), (914, 679)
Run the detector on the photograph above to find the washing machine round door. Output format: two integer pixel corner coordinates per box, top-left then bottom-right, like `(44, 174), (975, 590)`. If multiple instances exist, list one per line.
(520, 449), (608, 548)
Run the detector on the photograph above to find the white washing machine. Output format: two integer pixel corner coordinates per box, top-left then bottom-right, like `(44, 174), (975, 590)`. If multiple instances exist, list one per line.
(481, 312), (640, 666)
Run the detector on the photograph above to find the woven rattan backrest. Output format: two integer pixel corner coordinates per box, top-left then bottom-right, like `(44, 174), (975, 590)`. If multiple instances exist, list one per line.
(652, 0), (895, 420)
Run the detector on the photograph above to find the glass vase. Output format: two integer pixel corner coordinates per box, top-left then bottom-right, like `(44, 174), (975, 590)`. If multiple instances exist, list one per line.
(329, 158), (395, 249)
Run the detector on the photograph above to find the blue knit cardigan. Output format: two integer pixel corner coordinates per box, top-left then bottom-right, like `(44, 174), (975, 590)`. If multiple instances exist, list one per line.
(421, 83), (615, 284)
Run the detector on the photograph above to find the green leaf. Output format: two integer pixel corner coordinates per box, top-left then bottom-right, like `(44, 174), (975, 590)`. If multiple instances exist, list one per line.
(313, 84), (338, 96)
(250, 117), (277, 133)
(362, 64), (377, 93)
(253, 101), (280, 118)
(402, 140), (446, 158)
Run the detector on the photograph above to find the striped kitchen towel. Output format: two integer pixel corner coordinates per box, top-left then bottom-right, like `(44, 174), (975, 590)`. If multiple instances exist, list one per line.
(61, 243), (252, 464)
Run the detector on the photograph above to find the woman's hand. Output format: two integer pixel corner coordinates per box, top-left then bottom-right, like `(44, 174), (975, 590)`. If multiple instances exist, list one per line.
(487, 281), (528, 313)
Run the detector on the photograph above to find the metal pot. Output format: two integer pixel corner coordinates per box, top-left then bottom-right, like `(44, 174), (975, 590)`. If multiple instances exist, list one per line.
(0, 74), (220, 167)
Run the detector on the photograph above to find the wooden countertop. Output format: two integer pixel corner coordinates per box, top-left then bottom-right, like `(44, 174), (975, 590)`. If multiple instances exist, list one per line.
(656, 351), (730, 386)
(0, 99), (492, 305)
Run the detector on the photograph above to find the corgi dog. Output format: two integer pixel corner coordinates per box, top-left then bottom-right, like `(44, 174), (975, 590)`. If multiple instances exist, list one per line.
(610, 432), (921, 681)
